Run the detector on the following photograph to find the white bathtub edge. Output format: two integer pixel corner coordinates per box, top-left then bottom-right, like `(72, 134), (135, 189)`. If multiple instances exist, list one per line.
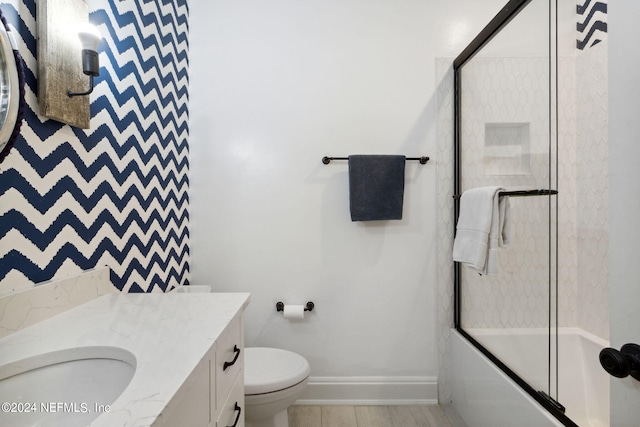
(449, 329), (564, 427)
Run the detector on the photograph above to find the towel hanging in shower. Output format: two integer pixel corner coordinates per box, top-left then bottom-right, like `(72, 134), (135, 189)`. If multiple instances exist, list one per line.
(453, 186), (511, 275)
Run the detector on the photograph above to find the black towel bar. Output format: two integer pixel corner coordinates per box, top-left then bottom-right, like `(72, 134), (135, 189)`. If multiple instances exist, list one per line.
(322, 156), (429, 165)
(452, 189), (558, 199)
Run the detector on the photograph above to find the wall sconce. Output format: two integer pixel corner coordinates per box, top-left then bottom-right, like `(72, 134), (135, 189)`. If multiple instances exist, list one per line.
(67, 24), (100, 97)
(38, 0), (96, 129)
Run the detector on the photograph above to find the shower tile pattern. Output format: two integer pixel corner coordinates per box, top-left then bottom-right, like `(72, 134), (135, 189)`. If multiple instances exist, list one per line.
(457, 56), (554, 329)
(435, 59), (455, 403)
(436, 46), (609, 401)
(439, 49), (608, 340)
(0, 0), (189, 293)
(575, 42), (608, 340)
(557, 57), (578, 329)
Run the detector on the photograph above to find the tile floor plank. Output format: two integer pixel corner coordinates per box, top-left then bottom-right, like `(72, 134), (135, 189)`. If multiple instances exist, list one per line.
(321, 406), (358, 427)
(288, 406), (322, 427)
(440, 404), (469, 427)
(289, 405), (464, 427)
(421, 404), (453, 427)
(354, 406), (394, 427)
(388, 405), (434, 427)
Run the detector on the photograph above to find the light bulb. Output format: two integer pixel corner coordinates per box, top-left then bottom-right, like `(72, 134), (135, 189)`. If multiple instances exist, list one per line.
(67, 23), (101, 97)
(77, 23), (101, 52)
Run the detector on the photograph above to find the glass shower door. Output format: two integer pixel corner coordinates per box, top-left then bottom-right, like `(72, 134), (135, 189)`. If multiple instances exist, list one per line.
(454, 0), (561, 411)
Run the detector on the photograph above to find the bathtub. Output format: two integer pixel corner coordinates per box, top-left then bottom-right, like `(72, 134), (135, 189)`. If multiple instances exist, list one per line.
(450, 328), (609, 427)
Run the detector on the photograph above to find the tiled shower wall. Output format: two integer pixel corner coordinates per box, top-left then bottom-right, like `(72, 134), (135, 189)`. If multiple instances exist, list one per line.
(435, 59), (455, 403)
(457, 56), (562, 330)
(436, 42), (610, 359)
(575, 42), (608, 340)
(0, 0), (189, 293)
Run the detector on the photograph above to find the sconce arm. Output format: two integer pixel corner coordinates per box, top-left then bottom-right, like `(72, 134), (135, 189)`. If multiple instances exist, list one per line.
(67, 74), (94, 97)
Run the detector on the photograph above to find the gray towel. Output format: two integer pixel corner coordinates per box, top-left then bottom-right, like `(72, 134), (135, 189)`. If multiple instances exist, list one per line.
(348, 155), (406, 221)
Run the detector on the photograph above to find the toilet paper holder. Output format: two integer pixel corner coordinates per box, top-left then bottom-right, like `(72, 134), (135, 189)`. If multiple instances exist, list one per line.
(276, 301), (315, 312)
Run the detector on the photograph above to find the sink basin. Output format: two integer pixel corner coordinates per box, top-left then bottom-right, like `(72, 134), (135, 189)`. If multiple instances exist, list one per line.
(0, 346), (136, 427)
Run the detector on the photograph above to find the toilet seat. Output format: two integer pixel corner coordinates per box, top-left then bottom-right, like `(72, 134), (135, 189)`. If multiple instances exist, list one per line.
(244, 347), (310, 395)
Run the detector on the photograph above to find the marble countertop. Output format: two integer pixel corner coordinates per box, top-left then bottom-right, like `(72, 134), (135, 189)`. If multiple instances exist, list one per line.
(0, 292), (251, 427)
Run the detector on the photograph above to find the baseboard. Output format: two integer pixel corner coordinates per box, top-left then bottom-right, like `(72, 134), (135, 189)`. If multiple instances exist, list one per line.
(295, 376), (438, 405)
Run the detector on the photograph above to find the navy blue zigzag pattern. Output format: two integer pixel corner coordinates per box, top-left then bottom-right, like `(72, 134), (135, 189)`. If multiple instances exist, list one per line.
(0, 209), (188, 250)
(0, 0), (190, 293)
(577, 1), (607, 32)
(2, 243), (189, 292)
(576, 0), (607, 50)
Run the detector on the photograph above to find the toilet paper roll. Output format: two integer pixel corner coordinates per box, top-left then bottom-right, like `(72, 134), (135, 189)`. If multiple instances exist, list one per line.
(283, 304), (305, 319)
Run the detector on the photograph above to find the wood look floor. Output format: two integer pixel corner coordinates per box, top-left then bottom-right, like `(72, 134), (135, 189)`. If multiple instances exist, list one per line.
(288, 405), (460, 427)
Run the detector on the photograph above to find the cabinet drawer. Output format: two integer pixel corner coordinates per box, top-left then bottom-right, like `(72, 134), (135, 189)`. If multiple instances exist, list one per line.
(214, 314), (243, 410)
(216, 370), (244, 427)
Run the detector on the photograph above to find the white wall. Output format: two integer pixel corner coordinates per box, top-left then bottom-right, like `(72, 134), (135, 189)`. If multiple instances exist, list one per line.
(189, 0), (505, 400)
(608, 1), (640, 425)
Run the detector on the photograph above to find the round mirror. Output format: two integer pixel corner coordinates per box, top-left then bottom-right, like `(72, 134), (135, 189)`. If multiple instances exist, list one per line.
(0, 10), (25, 164)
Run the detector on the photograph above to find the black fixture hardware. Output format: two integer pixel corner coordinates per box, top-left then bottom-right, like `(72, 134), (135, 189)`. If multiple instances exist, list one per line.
(599, 343), (640, 381)
(68, 26), (101, 98)
(223, 345), (241, 371)
(67, 66), (96, 97)
(276, 301), (315, 312)
(226, 402), (242, 427)
(453, 0), (532, 70)
(538, 391), (566, 414)
(453, 189), (558, 199)
(322, 156), (429, 165)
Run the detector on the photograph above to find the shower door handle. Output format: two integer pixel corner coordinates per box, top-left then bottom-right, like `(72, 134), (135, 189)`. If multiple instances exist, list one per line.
(599, 343), (640, 381)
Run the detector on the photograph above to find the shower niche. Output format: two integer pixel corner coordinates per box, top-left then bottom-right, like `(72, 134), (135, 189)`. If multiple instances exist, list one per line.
(483, 123), (531, 176)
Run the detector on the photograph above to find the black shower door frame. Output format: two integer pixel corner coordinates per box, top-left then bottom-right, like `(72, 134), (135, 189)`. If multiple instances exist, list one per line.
(452, 0), (576, 426)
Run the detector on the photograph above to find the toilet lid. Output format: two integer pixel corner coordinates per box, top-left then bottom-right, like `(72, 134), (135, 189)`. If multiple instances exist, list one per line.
(244, 347), (310, 395)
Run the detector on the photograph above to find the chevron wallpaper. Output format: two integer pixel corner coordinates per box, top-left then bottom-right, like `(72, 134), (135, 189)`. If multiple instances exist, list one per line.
(577, 0), (607, 50)
(0, 0), (189, 293)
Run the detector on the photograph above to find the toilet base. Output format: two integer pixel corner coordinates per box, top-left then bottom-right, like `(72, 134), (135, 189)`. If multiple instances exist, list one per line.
(245, 408), (288, 427)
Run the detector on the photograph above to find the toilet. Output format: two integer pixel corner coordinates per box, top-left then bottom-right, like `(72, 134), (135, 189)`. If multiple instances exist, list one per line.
(244, 347), (310, 427)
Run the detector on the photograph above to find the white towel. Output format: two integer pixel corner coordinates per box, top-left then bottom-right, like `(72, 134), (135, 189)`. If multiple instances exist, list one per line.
(453, 186), (511, 275)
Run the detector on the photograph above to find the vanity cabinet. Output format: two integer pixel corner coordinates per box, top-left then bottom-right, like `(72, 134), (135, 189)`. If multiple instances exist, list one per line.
(162, 313), (245, 427)
(0, 291), (250, 427)
(216, 373), (244, 427)
(213, 314), (244, 427)
(162, 359), (210, 427)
